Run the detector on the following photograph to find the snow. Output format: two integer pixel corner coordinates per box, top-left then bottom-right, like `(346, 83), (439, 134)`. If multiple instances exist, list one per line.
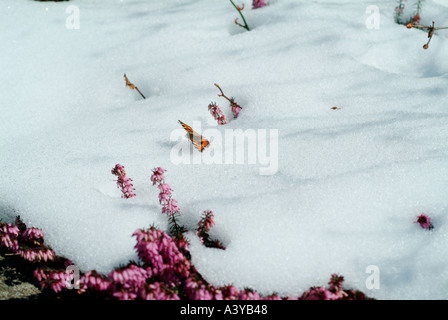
(1, 0), (448, 299)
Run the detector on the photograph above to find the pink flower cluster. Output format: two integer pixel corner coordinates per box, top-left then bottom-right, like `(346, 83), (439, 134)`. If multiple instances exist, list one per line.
(18, 247), (55, 263)
(198, 210), (215, 233)
(197, 211), (225, 249)
(133, 227), (191, 286)
(230, 100), (242, 119)
(208, 102), (228, 125)
(184, 275), (223, 300)
(3, 165), (377, 300)
(34, 268), (73, 293)
(0, 223), (19, 251)
(214, 83), (242, 119)
(109, 264), (150, 300)
(300, 273), (368, 300)
(138, 281), (180, 300)
(416, 213), (433, 230)
(151, 167), (180, 216)
(79, 270), (110, 292)
(111, 163), (136, 199)
(252, 0), (267, 9)
(78, 265), (181, 300)
(22, 215), (371, 300)
(0, 217), (55, 263)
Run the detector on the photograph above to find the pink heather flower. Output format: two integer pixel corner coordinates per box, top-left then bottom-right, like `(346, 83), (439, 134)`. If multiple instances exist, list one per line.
(33, 269), (73, 293)
(161, 198), (180, 215)
(299, 274), (351, 300)
(18, 247), (55, 263)
(301, 287), (340, 300)
(158, 183), (173, 204)
(218, 114), (228, 125)
(215, 84), (242, 119)
(213, 288), (224, 300)
(416, 213), (433, 230)
(79, 270), (111, 292)
(151, 167), (166, 185)
(0, 223), (21, 251)
(112, 164), (136, 198)
(198, 211), (215, 233)
(0, 223), (20, 237)
(113, 290), (137, 300)
(219, 285), (240, 300)
(109, 264), (147, 288)
(117, 176), (136, 199)
(139, 282), (180, 300)
(21, 227), (44, 242)
(263, 294), (283, 300)
(184, 277), (216, 300)
(329, 273), (344, 292)
(208, 102), (228, 125)
(231, 102), (242, 119)
(158, 183), (173, 194)
(111, 163), (126, 177)
(252, 0), (267, 9)
(328, 273), (348, 299)
(158, 192), (171, 205)
(238, 289), (261, 300)
(0, 234), (19, 251)
(197, 210), (225, 249)
(133, 227), (190, 286)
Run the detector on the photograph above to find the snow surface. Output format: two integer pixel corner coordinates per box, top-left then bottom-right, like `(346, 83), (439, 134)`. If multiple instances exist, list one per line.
(1, 0), (448, 300)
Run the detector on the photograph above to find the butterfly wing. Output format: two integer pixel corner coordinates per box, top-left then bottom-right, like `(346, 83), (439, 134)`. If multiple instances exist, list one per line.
(178, 120), (210, 152)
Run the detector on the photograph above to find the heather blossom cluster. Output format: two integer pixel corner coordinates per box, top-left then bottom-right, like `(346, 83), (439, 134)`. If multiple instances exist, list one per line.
(111, 163), (136, 199)
(416, 213), (433, 230)
(214, 83), (242, 119)
(1, 164), (379, 300)
(197, 210), (225, 249)
(252, 0), (267, 9)
(0, 222), (19, 251)
(0, 217), (55, 263)
(151, 167), (179, 215)
(208, 102), (228, 125)
(133, 227), (191, 287)
(301, 274), (349, 300)
(2, 215), (373, 300)
(150, 167), (184, 235)
(34, 266), (74, 293)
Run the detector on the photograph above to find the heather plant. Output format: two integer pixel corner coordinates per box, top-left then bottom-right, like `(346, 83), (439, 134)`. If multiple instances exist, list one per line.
(208, 102), (228, 125)
(252, 0), (267, 9)
(111, 163), (136, 198)
(1, 215), (372, 300)
(0, 166), (375, 300)
(0, 217), (55, 263)
(150, 167), (185, 237)
(395, 0), (448, 49)
(416, 213), (433, 230)
(197, 210), (226, 249)
(406, 20), (448, 49)
(214, 83), (242, 119)
(230, 0), (250, 31)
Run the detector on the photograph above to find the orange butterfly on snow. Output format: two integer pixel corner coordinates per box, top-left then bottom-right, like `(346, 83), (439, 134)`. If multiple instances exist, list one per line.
(178, 120), (210, 152)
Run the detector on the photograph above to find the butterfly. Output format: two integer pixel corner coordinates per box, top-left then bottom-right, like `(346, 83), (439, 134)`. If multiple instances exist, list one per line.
(178, 120), (210, 152)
